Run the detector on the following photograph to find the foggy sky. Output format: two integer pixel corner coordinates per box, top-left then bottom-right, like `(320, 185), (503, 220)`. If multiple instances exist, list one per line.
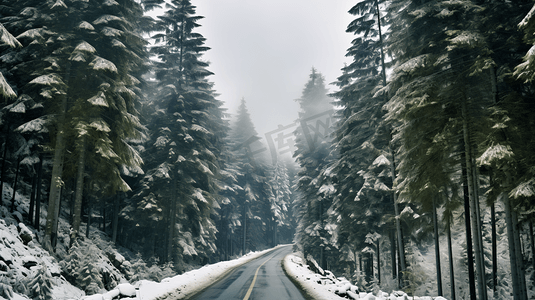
(193, 1), (355, 137)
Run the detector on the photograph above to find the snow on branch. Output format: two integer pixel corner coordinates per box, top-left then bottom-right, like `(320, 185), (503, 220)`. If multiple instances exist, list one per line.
(0, 24), (22, 48)
(447, 30), (482, 50)
(93, 15), (126, 25)
(510, 179), (535, 199)
(0, 73), (16, 99)
(15, 117), (48, 133)
(50, 0), (68, 9)
(477, 144), (514, 166)
(89, 120), (111, 132)
(193, 188), (208, 203)
(16, 28), (52, 42)
(88, 91), (108, 107)
(77, 21), (95, 31)
(519, 4), (535, 29)
(74, 41), (97, 53)
(90, 57), (118, 73)
(395, 54), (429, 75)
(9, 102), (25, 113)
(103, 0), (120, 6)
(29, 74), (65, 86)
(371, 154), (390, 168)
(101, 27), (123, 37)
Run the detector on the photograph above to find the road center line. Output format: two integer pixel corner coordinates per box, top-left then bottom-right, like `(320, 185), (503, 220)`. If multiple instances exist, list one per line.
(243, 254), (275, 300)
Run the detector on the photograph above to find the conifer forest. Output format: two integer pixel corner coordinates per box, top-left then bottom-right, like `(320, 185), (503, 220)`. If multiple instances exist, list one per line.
(1, 0), (535, 299)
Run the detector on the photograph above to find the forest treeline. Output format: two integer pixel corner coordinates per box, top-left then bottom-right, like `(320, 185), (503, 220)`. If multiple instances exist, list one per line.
(295, 1), (535, 300)
(1, 0), (535, 299)
(0, 0), (294, 276)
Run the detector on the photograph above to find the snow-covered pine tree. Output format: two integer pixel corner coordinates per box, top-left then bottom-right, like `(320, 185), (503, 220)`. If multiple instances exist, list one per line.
(293, 68), (337, 271)
(60, 239), (84, 284)
(0, 23), (20, 100)
(127, 0), (225, 266)
(77, 261), (104, 295)
(215, 132), (243, 260)
(0, 1), (51, 215)
(29, 265), (54, 300)
(329, 0), (413, 285)
(0, 0), (147, 250)
(0, 23), (22, 195)
(225, 98), (272, 253)
(267, 161), (292, 246)
(385, 0), (500, 298)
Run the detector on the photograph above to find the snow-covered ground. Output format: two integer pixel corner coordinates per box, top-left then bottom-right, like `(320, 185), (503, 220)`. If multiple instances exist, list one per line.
(284, 253), (448, 300)
(82, 248), (448, 300)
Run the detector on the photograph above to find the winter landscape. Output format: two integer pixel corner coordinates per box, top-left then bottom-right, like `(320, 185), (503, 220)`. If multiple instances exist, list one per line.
(1, 0), (535, 300)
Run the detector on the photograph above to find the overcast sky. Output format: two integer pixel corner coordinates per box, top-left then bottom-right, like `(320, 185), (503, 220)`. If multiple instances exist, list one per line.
(193, 1), (355, 137)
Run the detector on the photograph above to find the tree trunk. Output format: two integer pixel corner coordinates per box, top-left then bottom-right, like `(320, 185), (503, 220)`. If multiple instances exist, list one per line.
(86, 194), (92, 238)
(34, 154), (43, 230)
(243, 205), (247, 255)
(460, 139), (477, 300)
(375, 0), (405, 285)
(491, 201), (498, 292)
(376, 239), (381, 285)
(530, 221), (535, 277)
(512, 206), (528, 300)
(504, 193), (523, 300)
(447, 217), (456, 300)
(391, 148), (406, 287)
(29, 174), (37, 224)
(101, 201), (106, 231)
(44, 93), (68, 252)
(70, 137), (85, 247)
(471, 151), (487, 298)
(10, 158), (20, 212)
(390, 230), (397, 279)
(112, 193), (120, 244)
(167, 178), (177, 263)
(274, 221), (277, 247)
(432, 197), (443, 296)
(319, 198), (326, 270)
(0, 125), (9, 201)
(461, 100), (487, 300)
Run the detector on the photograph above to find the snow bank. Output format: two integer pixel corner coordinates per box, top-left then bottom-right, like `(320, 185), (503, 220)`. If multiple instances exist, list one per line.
(282, 253), (449, 300)
(0, 204), (84, 300)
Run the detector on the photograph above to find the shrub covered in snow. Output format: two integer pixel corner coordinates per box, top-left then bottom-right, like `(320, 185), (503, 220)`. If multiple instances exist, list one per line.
(28, 265), (54, 300)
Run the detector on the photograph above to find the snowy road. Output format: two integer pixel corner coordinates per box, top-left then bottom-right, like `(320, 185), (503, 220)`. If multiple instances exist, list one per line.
(188, 245), (306, 300)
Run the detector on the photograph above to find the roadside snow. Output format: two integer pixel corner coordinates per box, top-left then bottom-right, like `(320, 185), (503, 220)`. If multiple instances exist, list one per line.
(282, 253), (449, 300)
(87, 248), (447, 300)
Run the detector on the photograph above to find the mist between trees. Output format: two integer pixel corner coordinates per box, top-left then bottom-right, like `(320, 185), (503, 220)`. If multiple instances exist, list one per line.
(237, 109), (334, 166)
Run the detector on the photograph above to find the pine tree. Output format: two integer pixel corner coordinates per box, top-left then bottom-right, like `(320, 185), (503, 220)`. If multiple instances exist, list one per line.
(29, 265), (54, 300)
(0, 23), (20, 99)
(293, 68), (336, 270)
(268, 161), (292, 246)
(385, 0), (500, 298)
(330, 0), (406, 284)
(226, 98), (271, 253)
(215, 132), (243, 259)
(127, 0), (225, 265)
(0, 0), (147, 250)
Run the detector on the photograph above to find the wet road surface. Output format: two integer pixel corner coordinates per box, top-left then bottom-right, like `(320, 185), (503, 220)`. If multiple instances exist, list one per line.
(188, 245), (306, 300)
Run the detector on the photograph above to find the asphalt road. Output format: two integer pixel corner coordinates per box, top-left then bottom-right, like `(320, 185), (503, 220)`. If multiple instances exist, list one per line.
(189, 245), (306, 300)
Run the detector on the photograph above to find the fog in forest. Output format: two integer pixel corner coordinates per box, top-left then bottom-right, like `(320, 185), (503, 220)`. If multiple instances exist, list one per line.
(193, 0), (354, 137)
